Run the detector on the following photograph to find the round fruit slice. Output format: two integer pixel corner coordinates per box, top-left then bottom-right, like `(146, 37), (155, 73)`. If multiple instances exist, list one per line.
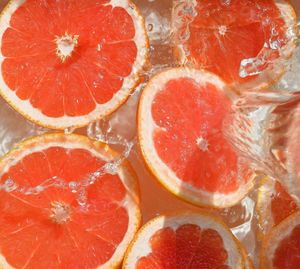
(261, 211), (300, 269)
(0, 0), (148, 129)
(175, 0), (298, 91)
(138, 68), (255, 208)
(0, 133), (140, 269)
(123, 213), (245, 268)
(256, 177), (299, 237)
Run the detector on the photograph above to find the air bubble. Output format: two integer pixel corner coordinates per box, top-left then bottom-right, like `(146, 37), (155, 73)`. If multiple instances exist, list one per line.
(69, 181), (78, 193)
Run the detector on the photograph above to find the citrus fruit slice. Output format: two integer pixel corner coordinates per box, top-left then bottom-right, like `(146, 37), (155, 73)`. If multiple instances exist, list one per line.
(283, 105), (300, 200)
(257, 177), (299, 237)
(0, 133), (140, 269)
(175, 0), (298, 91)
(241, 245), (255, 269)
(138, 68), (255, 208)
(261, 211), (300, 269)
(123, 212), (246, 269)
(245, 254), (255, 269)
(0, 0), (148, 129)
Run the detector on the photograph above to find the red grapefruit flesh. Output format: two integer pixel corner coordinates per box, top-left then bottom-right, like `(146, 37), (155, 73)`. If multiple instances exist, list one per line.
(138, 68), (254, 208)
(176, 0), (297, 90)
(261, 211), (300, 269)
(257, 178), (299, 236)
(272, 181), (299, 225)
(123, 213), (245, 269)
(0, 134), (140, 269)
(0, 0), (148, 129)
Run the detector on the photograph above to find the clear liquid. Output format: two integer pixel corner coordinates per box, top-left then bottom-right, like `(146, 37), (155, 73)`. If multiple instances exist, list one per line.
(0, 0), (299, 267)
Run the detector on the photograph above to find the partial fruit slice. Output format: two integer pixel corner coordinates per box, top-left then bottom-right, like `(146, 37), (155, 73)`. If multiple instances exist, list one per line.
(241, 245), (255, 269)
(0, 0), (148, 129)
(0, 134), (140, 269)
(261, 211), (300, 269)
(284, 105), (300, 200)
(256, 177), (299, 237)
(175, 0), (298, 90)
(123, 213), (245, 269)
(138, 68), (255, 208)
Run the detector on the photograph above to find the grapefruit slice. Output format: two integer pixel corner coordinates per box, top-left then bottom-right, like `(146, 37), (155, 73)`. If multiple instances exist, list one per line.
(0, 133), (140, 269)
(245, 254), (255, 269)
(261, 211), (300, 269)
(138, 68), (255, 208)
(0, 0), (148, 129)
(175, 0), (298, 91)
(123, 213), (245, 269)
(256, 177), (299, 237)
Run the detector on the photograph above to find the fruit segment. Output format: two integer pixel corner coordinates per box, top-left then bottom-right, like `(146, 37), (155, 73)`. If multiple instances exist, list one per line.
(0, 0), (148, 129)
(261, 211), (300, 269)
(0, 134), (140, 269)
(175, 0), (297, 90)
(138, 68), (254, 208)
(123, 213), (245, 269)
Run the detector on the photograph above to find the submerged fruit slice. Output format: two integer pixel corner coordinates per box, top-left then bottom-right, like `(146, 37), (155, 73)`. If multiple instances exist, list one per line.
(138, 68), (254, 208)
(175, 0), (297, 90)
(244, 251), (255, 269)
(0, 0), (148, 129)
(0, 134), (140, 269)
(261, 211), (300, 269)
(123, 213), (245, 269)
(257, 177), (299, 237)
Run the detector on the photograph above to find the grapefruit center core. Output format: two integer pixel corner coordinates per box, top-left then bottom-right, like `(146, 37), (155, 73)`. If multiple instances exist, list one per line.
(55, 33), (79, 62)
(50, 201), (71, 224)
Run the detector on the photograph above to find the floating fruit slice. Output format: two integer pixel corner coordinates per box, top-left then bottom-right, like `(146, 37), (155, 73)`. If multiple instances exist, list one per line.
(0, 134), (140, 269)
(256, 177), (299, 237)
(123, 213), (246, 268)
(175, 0), (298, 90)
(138, 68), (255, 208)
(0, 0), (148, 129)
(240, 244), (255, 269)
(261, 211), (300, 269)
(283, 106), (300, 200)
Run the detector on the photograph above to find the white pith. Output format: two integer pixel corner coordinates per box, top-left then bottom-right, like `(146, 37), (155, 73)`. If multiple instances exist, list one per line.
(123, 214), (245, 269)
(0, 0), (148, 129)
(256, 178), (276, 234)
(0, 134), (141, 269)
(138, 68), (255, 208)
(262, 211), (300, 268)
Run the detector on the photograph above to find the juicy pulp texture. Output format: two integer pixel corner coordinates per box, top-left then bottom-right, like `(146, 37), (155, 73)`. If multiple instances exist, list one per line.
(1, 0), (137, 117)
(271, 182), (298, 225)
(136, 224), (230, 269)
(0, 145), (130, 268)
(273, 224), (300, 269)
(151, 77), (252, 194)
(186, 0), (288, 84)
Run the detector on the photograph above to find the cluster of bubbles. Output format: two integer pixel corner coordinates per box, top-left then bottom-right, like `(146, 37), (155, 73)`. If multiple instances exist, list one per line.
(0, 121), (136, 207)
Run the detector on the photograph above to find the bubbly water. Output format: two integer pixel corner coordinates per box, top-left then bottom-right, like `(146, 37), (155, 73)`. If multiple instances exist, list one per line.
(0, 0), (299, 267)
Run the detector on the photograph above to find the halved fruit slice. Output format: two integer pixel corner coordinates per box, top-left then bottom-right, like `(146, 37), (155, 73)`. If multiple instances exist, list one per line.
(261, 211), (300, 269)
(256, 177), (299, 237)
(0, 133), (140, 269)
(174, 0), (298, 91)
(138, 68), (255, 208)
(0, 0), (148, 129)
(123, 213), (246, 268)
